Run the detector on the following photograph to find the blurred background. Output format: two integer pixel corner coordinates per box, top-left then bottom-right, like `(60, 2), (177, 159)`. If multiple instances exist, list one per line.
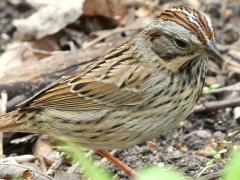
(0, 0), (240, 179)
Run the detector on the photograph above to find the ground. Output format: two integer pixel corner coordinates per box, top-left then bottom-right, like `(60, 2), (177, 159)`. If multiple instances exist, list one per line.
(0, 0), (240, 179)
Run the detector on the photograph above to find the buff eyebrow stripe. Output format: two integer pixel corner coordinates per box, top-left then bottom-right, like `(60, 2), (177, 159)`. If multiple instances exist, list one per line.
(201, 13), (213, 39)
(160, 13), (196, 36)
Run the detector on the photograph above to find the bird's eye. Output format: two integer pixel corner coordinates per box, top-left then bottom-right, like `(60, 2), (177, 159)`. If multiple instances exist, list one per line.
(174, 39), (188, 49)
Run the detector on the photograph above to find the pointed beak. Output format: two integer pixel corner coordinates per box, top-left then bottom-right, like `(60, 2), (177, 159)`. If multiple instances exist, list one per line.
(206, 41), (223, 62)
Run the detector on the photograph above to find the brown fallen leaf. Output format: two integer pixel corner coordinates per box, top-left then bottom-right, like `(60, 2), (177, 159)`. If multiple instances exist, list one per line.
(22, 169), (33, 180)
(13, 0), (85, 39)
(83, 0), (127, 25)
(198, 144), (216, 157)
(33, 135), (53, 159)
(176, 143), (188, 153)
(135, 4), (152, 17)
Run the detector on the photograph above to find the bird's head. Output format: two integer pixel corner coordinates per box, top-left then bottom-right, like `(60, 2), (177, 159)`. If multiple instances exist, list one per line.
(140, 6), (222, 71)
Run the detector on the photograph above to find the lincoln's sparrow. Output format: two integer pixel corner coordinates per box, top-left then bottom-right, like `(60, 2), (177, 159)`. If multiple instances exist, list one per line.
(0, 6), (221, 174)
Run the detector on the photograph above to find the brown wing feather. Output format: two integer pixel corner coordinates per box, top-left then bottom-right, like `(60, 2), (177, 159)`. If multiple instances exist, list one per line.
(18, 40), (150, 111)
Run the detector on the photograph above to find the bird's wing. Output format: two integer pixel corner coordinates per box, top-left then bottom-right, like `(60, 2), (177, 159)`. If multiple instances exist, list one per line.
(19, 40), (152, 111)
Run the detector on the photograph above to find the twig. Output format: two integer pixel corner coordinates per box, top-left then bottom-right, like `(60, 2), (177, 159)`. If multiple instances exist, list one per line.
(39, 157), (48, 174)
(0, 91), (7, 157)
(0, 155), (36, 163)
(11, 134), (38, 144)
(194, 97), (240, 113)
(82, 27), (142, 49)
(204, 82), (240, 94)
(47, 152), (64, 176)
(197, 164), (215, 178)
(99, 150), (119, 180)
(99, 150), (118, 164)
(196, 170), (225, 180)
(67, 149), (95, 173)
(0, 163), (53, 179)
(0, 91), (7, 113)
(7, 42), (65, 56)
(67, 162), (80, 174)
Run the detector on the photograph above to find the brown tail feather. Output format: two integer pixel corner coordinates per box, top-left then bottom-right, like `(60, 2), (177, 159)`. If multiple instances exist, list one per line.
(0, 110), (23, 132)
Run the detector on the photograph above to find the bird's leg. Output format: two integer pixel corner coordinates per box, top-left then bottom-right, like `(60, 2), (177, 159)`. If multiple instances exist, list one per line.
(97, 150), (137, 177)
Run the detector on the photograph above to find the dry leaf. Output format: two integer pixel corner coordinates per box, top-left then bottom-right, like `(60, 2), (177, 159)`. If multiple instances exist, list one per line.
(33, 135), (53, 159)
(22, 170), (34, 180)
(13, 0), (85, 39)
(83, 0), (127, 25)
(198, 144), (216, 157)
(135, 4), (151, 17)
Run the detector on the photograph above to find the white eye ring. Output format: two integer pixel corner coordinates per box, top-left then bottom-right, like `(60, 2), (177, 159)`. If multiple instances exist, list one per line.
(174, 38), (188, 49)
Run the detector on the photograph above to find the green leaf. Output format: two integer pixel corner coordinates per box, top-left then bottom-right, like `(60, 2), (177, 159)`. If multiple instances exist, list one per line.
(137, 167), (186, 180)
(206, 159), (215, 166)
(203, 86), (210, 93)
(213, 153), (221, 160)
(58, 138), (112, 180)
(210, 83), (221, 89)
(224, 148), (240, 180)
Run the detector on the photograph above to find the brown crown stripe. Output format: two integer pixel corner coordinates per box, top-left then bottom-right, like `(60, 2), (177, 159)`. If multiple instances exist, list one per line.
(194, 11), (207, 33)
(174, 11), (201, 34)
(161, 11), (200, 39)
(160, 10), (208, 43)
(174, 11), (207, 43)
(193, 10), (213, 40)
(160, 11), (197, 34)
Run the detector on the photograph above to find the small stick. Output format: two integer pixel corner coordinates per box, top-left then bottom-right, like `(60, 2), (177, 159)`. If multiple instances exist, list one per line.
(98, 150), (137, 177)
(67, 150), (95, 173)
(100, 150), (117, 164)
(204, 82), (240, 94)
(0, 163), (53, 179)
(39, 157), (48, 174)
(194, 97), (240, 113)
(0, 91), (8, 157)
(82, 27), (142, 49)
(47, 152), (64, 176)
(0, 155), (36, 163)
(197, 164), (215, 178)
(67, 162), (80, 174)
(196, 170), (225, 180)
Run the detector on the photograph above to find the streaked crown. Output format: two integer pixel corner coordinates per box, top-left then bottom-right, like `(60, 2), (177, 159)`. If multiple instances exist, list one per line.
(159, 6), (215, 44)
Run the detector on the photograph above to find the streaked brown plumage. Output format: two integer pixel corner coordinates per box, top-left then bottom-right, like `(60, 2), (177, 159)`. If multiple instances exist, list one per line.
(0, 6), (222, 151)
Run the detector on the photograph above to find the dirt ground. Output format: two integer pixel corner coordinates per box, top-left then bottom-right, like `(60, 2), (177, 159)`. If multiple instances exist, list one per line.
(0, 0), (240, 180)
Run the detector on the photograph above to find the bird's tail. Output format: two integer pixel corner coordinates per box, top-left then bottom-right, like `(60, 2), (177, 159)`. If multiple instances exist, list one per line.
(0, 110), (24, 132)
